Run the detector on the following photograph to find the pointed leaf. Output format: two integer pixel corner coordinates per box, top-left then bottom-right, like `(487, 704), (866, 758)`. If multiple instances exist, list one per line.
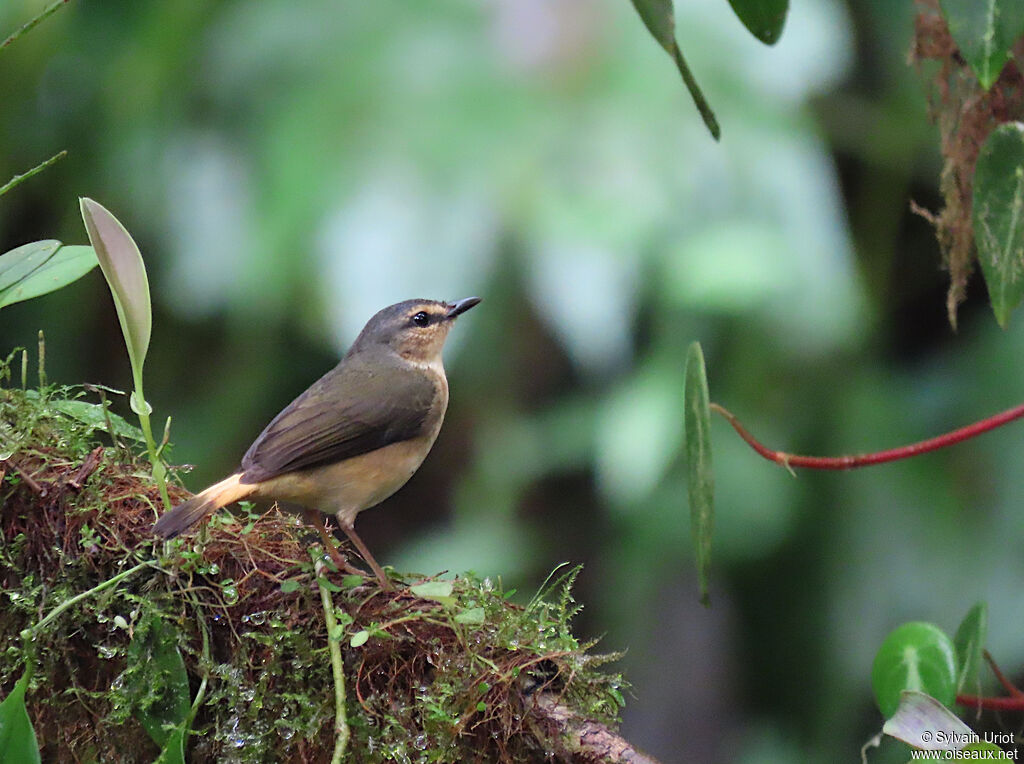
(154, 725), (186, 764)
(953, 602), (987, 694)
(872, 622), (957, 718)
(684, 341), (714, 605)
(727, 0), (789, 45)
(939, 0), (1024, 90)
(0, 241), (59, 293)
(0, 242), (97, 310)
(52, 399), (146, 442)
(126, 615), (191, 748)
(80, 198), (152, 374)
(973, 122), (1024, 327)
(629, 0), (720, 139)
(0, 669), (41, 764)
(882, 690), (974, 751)
(411, 580), (455, 603)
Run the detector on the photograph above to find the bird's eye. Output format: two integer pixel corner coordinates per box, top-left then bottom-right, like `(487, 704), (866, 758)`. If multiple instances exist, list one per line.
(411, 311), (430, 327)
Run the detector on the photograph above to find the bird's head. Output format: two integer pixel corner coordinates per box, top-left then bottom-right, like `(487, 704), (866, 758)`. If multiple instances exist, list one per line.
(349, 297), (481, 365)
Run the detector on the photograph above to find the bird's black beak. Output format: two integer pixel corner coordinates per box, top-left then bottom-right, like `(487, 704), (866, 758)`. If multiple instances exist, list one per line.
(446, 296), (481, 319)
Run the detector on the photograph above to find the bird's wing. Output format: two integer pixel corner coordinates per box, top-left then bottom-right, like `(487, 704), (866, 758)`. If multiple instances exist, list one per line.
(239, 358), (439, 483)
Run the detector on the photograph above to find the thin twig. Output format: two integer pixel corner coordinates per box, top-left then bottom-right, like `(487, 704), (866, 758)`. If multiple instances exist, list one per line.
(316, 560), (350, 764)
(0, 150), (67, 198)
(5, 459), (46, 496)
(710, 401), (1024, 470)
(0, 0), (72, 52)
(67, 447), (103, 490)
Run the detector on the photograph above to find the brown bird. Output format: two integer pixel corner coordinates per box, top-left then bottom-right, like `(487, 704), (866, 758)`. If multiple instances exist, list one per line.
(152, 297), (481, 589)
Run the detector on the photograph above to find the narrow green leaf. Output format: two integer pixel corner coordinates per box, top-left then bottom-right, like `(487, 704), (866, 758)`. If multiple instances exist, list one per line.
(79, 198), (152, 375)
(0, 669), (41, 764)
(953, 602), (988, 694)
(871, 622), (957, 718)
(52, 399), (146, 442)
(629, 0), (720, 140)
(341, 574), (364, 589)
(882, 690), (974, 751)
(127, 616), (191, 749)
(727, 0), (789, 45)
(684, 341), (714, 605)
(154, 725), (186, 764)
(939, 0), (1024, 90)
(973, 122), (1024, 327)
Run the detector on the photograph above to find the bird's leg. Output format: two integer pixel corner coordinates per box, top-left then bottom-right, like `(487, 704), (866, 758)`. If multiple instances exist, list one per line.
(336, 513), (393, 591)
(301, 508), (366, 577)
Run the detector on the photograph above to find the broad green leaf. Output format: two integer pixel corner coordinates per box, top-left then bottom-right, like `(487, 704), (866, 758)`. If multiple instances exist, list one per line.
(454, 607), (485, 625)
(963, 742), (1005, 754)
(684, 341), (714, 606)
(52, 399), (146, 442)
(872, 622), (957, 718)
(0, 241), (98, 309)
(0, 241), (59, 292)
(0, 669), (41, 764)
(410, 580), (454, 600)
(279, 579), (301, 593)
(953, 602), (988, 694)
(939, 0), (1024, 90)
(80, 198), (152, 375)
(629, 0), (720, 140)
(973, 122), (1024, 327)
(126, 615), (191, 749)
(882, 690), (974, 751)
(727, 0), (789, 45)
(350, 630), (369, 648)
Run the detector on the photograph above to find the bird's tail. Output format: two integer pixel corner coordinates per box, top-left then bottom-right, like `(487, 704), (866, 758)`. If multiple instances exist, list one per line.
(152, 473), (255, 539)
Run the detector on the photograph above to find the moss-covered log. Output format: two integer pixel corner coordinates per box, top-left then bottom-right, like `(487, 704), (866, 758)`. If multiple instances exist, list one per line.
(1, 384), (654, 763)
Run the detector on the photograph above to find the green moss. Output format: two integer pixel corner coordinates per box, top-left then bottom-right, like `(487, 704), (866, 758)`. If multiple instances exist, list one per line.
(1, 374), (626, 763)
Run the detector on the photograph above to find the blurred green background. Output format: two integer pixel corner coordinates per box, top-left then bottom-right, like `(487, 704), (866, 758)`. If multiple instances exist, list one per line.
(3, 0), (1024, 761)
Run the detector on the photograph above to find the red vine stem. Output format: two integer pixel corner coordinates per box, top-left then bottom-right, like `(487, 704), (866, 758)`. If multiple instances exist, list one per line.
(709, 402), (1024, 471)
(956, 652), (1024, 711)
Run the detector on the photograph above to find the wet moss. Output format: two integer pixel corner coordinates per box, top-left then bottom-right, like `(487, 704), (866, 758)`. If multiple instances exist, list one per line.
(1, 380), (626, 763)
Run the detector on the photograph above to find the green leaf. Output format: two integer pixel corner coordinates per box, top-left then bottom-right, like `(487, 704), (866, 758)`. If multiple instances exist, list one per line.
(0, 669), (41, 764)
(52, 398), (146, 442)
(154, 725), (186, 764)
(350, 629), (369, 648)
(629, 0), (720, 140)
(953, 602), (988, 694)
(80, 198), (152, 376)
(279, 579), (301, 594)
(317, 576), (342, 593)
(341, 574), (364, 589)
(410, 580), (455, 601)
(882, 690), (974, 751)
(684, 341), (714, 606)
(127, 615), (191, 749)
(726, 0), (789, 45)
(0, 241), (98, 309)
(939, 0), (1024, 90)
(454, 607), (485, 625)
(973, 122), (1024, 327)
(963, 742), (1005, 754)
(872, 622), (957, 718)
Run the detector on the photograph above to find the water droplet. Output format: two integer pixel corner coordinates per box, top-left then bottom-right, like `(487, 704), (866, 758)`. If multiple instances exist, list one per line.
(98, 645), (117, 659)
